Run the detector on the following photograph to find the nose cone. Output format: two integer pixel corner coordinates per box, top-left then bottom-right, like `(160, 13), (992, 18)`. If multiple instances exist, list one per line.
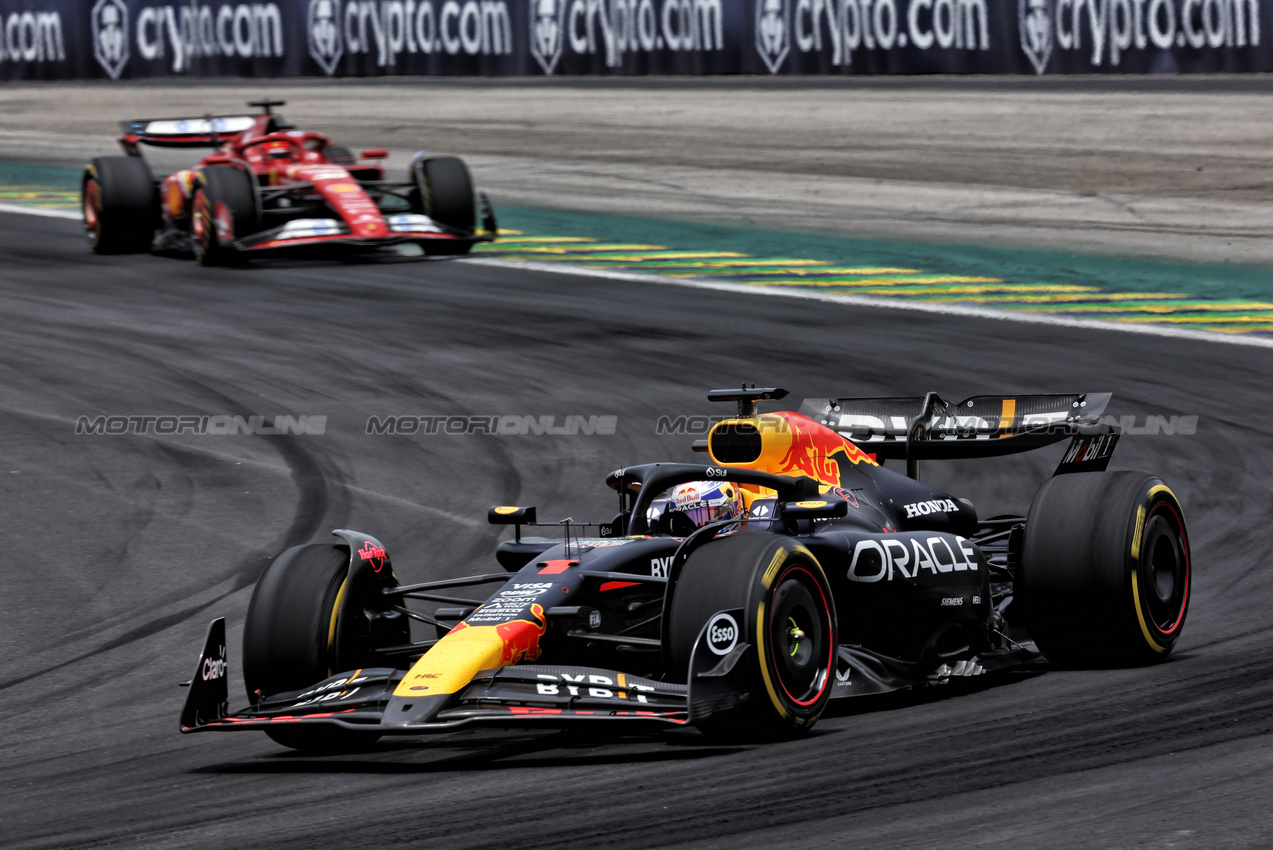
(381, 694), (449, 729)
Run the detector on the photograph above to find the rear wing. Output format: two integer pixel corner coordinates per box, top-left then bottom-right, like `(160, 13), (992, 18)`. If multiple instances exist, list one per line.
(119, 115), (257, 149)
(798, 392), (1118, 473)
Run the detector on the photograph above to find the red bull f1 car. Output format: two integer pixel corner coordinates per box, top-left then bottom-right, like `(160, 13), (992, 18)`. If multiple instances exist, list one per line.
(181, 387), (1191, 750)
(82, 100), (496, 265)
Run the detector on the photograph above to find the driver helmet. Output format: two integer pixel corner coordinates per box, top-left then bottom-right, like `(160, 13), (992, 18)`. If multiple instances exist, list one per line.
(258, 139), (296, 162)
(668, 480), (744, 529)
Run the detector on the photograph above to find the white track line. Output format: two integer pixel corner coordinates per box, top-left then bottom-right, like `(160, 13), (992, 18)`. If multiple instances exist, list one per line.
(0, 202), (78, 219)
(7, 203), (1271, 351)
(473, 259), (1273, 350)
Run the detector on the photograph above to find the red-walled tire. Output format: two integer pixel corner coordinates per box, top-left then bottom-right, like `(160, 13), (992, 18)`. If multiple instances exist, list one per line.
(668, 535), (837, 741)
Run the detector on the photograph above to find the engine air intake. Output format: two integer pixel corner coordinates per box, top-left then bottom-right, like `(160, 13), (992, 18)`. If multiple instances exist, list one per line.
(709, 421), (763, 464)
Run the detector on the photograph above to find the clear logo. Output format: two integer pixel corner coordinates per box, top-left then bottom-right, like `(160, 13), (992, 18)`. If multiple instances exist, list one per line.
(1019, 0), (1052, 74)
(92, 0), (129, 79)
(309, 0), (344, 74)
(530, 0), (565, 74)
(756, 0), (790, 74)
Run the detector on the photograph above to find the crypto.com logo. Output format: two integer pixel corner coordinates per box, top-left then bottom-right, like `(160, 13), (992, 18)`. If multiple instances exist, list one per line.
(308, 0), (344, 74)
(756, 0), (790, 73)
(530, 0), (565, 74)
(1018, 0), (1053, 74)
(92, 0), (129, 79)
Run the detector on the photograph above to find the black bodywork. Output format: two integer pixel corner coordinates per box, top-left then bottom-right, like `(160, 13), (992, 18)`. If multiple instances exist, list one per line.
(181, 388), (1126, 739)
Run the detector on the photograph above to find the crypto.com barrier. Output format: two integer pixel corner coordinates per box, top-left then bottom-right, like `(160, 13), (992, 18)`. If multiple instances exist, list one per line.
(2, 0), (1268, 79)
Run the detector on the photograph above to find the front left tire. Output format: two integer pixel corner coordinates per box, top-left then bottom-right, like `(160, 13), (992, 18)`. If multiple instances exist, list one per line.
(242, 543), (405, 752)
(192, 166), (258, 266)
(667, 535), (837, 741)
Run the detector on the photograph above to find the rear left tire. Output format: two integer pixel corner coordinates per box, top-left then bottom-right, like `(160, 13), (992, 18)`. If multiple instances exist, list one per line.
(1019, 471), (1190, 666)
(82, 156), (157, 255)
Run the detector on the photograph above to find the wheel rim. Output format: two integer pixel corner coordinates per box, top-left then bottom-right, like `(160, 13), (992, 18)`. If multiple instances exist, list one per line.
(83, 179), (101, 245)
(192, 190), (212, 254)
(768, 564), (833, 707)
(1138, 501), (1189, 636)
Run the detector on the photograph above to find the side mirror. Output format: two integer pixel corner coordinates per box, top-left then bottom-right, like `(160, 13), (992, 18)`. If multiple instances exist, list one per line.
(360, 148), (388, 159)
(780, 498), (849, 521)
(488, 506), (536, 525)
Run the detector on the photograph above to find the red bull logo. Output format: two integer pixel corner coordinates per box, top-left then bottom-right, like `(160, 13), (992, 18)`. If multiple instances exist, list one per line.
(777, 413), (874, 486)
(444, 602), (548, 666)
(394, 603), (550, 698)
(494, 603), (548, 666)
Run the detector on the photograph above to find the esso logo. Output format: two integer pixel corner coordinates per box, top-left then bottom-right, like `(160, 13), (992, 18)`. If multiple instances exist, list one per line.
(202, 649), (227, 680)
(706, 612), (739, 656)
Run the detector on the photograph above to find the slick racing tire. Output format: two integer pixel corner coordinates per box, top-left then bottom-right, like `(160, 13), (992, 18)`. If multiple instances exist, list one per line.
(668, 535), (837, 741)
(410, 154), (476, 252)
(82, 156), (157, 255)
(1020, 471), (1190, 667)
(192, 166), (258, 267)
(243, 543), (388, 752)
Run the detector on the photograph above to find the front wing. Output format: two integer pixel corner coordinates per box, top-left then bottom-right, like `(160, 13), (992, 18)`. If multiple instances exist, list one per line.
(185, 664), (692, 736)
(233, 214), (495, 254)
(180, 615), (1042, 740)
(180, 617), (733, 737)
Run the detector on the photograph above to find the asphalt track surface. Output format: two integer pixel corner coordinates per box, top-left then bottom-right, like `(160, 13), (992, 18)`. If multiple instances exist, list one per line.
(7, 76), (1273, 263)
(4, 206), (1273, 849)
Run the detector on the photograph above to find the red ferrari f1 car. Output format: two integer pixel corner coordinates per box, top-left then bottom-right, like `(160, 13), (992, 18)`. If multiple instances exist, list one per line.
(82, 100), (496, 264)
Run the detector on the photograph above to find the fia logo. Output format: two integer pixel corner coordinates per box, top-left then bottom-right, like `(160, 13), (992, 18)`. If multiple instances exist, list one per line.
(1019, 0), (1053, 75)
(92, 0), (129, 80)
(755, 0), (790, 75)
(309, 0), (344, 76)
(531, 0), (565, 75)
